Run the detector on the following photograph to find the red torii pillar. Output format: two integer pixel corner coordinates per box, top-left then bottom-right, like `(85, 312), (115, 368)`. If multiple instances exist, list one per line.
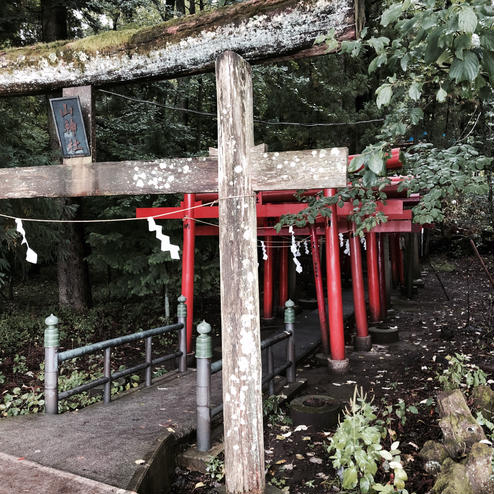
(366, 231), (381, 323)
(377, 233), (387, 321)
(324, 188), (348, 373)
(182, 193), (196, 353)
(279, 241), (289, 311)
(309, 225), (329, 355)
(349, 224), (371, 351)
(263, 233), (274, 320)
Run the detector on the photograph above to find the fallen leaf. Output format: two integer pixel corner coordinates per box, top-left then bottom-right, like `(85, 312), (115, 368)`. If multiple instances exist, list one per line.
(295, 454), (305, 460)
(309, 457), (323, 464)
(135, 459), (145, 465)
(294, 424), (308, 432)
(302, 436), (311, 441)
(167, 427), (175, 433)
(282, 463), (294, 470)
(275, 459), (287, 465)
(194, 482), (205, 489)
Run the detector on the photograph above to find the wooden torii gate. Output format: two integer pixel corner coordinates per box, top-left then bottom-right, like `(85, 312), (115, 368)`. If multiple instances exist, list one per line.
(0, 1), (364, 493)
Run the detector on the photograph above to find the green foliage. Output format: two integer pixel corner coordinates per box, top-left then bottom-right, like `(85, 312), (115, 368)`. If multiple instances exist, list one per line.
(12, 354), (28, 374)
(327, 387), (409, 493)
(0, 385), (45, 417)
(263, 394), (291, 426)
(401, 143), (491, 225)
(381, 398), (419, 427)
(205, 455), (225, 482)
(437, 353), (488, 391)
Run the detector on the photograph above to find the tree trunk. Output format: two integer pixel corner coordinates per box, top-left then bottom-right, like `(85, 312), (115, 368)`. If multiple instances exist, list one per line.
(57, 203), (92, 310)
(41, 0), (92, 311)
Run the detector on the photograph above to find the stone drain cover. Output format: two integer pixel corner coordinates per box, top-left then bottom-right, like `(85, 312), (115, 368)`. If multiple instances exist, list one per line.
(289, 395), (340, 430)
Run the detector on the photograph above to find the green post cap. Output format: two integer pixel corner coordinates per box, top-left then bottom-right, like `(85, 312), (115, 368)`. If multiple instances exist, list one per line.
(284, 299), (295, 324)
(44, 314), (59, 348)
(196, 320), (212, 359)
(177, 295), (187, 318)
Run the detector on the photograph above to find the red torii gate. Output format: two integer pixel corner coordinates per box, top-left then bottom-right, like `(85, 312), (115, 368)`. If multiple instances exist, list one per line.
(137, 148), (419, 364)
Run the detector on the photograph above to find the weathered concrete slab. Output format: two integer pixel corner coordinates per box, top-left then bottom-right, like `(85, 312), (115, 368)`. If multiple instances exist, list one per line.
(0, 452), (135, 494)
(0, 370), (222, 492)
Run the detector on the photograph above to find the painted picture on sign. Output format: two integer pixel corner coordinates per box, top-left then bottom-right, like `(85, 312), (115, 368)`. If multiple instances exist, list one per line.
(49, 97), (90, 158)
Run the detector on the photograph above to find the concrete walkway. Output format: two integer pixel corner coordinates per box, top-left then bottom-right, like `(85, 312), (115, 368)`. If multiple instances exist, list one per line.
(0, 297), (355, 494)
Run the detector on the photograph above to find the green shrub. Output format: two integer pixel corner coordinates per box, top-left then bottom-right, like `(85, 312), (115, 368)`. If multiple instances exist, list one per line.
(437, 353), (488, 391)
(327, 387), (409, 493)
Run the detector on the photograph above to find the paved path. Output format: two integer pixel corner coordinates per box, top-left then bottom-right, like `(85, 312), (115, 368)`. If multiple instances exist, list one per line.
(0, 296), (355, 493)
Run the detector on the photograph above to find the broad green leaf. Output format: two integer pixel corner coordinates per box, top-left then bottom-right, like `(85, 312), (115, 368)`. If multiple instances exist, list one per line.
(381, 3), (403, 26)
(408, 82), (422, 101)
(342, 466), (358, 489)
(436, 87), (447, 102)
(454, 33), (472, 60)
(359, 475), (371, 493)
(368, 153), (384, 175)
(368, 53), (388, 73)
(410, 107), (424, 125)
(449, 51), (480, 82)
(368, 36), (390, 54)
(458, 6), (478, 33)
(400, 53), (409, 71)
(380, 450), (393, 460)
(376, 84), (393, 108)
(424, 29), (443, 63)
(348, 154), (365, 173)
(326, 38), (339, 51)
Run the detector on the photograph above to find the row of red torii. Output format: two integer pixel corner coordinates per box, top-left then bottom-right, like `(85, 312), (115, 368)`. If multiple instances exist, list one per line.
(137, 148), (420, 368)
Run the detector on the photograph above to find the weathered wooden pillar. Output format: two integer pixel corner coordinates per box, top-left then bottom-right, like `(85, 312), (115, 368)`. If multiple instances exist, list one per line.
(216, 51), (265, 494)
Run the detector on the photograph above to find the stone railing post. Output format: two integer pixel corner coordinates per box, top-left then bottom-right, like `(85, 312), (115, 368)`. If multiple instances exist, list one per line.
(284, 300), (296, 383)
(196, 320), (212, 452)
(177, 295), (187, 373)
(44, 314), (59, 415)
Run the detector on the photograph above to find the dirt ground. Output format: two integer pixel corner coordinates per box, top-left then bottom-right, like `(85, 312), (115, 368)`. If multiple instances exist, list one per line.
(171, 252), (494, 494)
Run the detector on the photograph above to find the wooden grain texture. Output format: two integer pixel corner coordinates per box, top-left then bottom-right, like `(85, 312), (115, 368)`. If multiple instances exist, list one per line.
(0, 147), (347, 199)
(216, 51), (265, 494)
(0, 0), (362, 96)
(251, 147), (347, 190)
(0, 158), (218, 199)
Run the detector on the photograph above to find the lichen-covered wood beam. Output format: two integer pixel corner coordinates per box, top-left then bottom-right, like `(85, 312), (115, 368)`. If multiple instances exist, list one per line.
(0, 148), (347, 199)
(0, 0), (364, 96)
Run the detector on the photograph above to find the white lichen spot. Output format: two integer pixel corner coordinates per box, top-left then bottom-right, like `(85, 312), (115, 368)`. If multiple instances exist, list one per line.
(243, 230), (251, 240)
(77, 51), (88, 62)
(276, 164), (282, 169)
(136, 179), (144, 188)
(233, 444), (239, 451)
(247, 271), (254, 283)
(234, 165), (243, 174)
(238, 356), (249, 372)
(319, 149), (328, 158)
(48, 52), (57, 63)
(330, 148), (340, 156)
(182, 165), (190, 173)
(159, 162), (167, 169)
(312, 150), (317, 157)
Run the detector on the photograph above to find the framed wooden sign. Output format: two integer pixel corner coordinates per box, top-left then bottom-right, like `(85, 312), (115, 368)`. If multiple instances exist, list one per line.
(49, 96), (91, 158)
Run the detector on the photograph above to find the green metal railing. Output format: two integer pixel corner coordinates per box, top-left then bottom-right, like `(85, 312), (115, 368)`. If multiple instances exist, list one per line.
(44, 296), (188, 414)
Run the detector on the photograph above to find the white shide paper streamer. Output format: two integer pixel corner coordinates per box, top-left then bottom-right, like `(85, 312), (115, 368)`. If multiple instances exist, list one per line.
(260, 240), (268, 261)
(288, 226), (303, 273)
(147, 217), (180, 260)
(15, 219), (38, 264)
